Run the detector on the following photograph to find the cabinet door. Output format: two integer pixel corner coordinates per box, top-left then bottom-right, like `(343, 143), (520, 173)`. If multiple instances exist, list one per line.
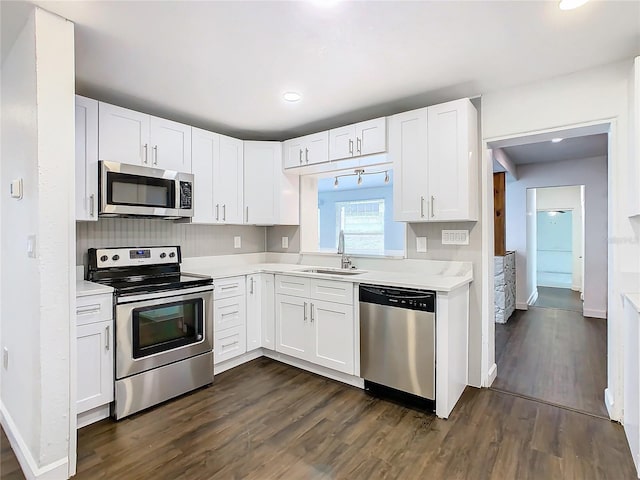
(214, 295), (246, 332)
(357, 117), (387, 157)
(149, 116), (192, 172)
(427, 99), (477, 221)
(244, 141), (278, 224)
(310, 300), (354, 374)
(246, 275), (262, 352)
(261, 274), (276, 350)
(191, 127), (218, 223)
(389, 108), (428, 222)
(283, 138), (304, 169)
(215, 135), (244, 224)
(75, 96), (99, 221)
(275, 294), (310, 361)
(305, 131), (330, 165)
(329, 125), (355, 161)
(77, 320), (114, 413)
(98, 102), (150, 166)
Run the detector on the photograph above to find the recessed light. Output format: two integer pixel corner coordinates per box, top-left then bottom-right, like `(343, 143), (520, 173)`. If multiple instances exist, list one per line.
(559, 0), (589, 10)
(551, 138), (564, 143)
(312, 0), (341, 7)
(283, 92), (302, 102)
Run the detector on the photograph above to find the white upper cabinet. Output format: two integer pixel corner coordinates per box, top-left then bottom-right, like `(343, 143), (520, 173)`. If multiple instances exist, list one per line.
(99, 102), (150, 166)
(98, 101), (192, 172)
(329, 117), (386, 161)
(390, 99), (478, 222)
(149, 117), (192, 172)
(244, 141), (300, 225)
(191, 128), (218, 224)
(75, 95), (99, 221)
(283, 131), (329, 169)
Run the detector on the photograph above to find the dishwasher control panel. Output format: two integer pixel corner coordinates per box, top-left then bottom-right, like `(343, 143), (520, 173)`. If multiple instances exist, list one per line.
(359, 285), (435, 313)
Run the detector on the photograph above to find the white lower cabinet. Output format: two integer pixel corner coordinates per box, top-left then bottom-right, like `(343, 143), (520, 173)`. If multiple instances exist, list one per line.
(274, 275), (355, 375)
(76, 292), (114, 428)
(246, 273), (275, 352)
(214, 276), (246, 365)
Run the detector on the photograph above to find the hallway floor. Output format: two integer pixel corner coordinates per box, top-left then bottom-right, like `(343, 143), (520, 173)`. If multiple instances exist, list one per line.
(494, 305), (607, 417)
(534, 286), (583, 313)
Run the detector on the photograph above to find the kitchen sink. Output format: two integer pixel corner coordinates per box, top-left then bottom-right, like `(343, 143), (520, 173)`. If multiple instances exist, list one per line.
(300, 268), (365, 276)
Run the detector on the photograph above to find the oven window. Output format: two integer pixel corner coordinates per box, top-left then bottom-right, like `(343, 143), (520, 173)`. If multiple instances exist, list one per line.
(107, 172), (175, 208)
(132, 299), (203, 358)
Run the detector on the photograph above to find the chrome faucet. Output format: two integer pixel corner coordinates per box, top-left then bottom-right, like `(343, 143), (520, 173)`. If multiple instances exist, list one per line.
(337, 230), (352, 269)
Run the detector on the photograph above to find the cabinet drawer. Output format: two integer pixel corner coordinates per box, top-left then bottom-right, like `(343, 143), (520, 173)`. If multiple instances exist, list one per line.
(275, 275), (310, 298)
(214, 296), (246, 332)
(310, 279), (353, 305)
(214, 276), (246, 300)
(214, 325), (246, 364)
(76, 294), (113, 326)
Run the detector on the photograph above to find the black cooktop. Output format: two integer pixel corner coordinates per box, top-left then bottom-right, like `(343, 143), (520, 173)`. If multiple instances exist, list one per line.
(94, 272), (213, 296)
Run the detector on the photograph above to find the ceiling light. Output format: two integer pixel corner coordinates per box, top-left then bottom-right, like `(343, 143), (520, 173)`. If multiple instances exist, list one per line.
(357, 169), (363, 185)
(334, 177), (339, 188)
(548, 211), (558, 217)
(551, 138), (564, 143)
(384, 171), (390, 184)
(282, 91), (302, 102)
(559, 0), (589, 10)
(312, 0), (341, 7)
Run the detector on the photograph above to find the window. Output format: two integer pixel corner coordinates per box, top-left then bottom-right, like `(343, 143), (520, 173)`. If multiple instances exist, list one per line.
(316, 170), (405, 256)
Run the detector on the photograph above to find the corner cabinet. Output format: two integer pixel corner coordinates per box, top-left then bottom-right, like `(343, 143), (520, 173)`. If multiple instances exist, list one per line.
(75, 95), (99, 221)
(76, 292), (114, 428)
(98, 101), (192, 172)
(246, 273), (276, 352)
(244, 141), (299, 225)
(390, 98), (478, 222)
(283, 131), (329, 169)
(274, 275), (355, 375)
(329, 117), (387, 161)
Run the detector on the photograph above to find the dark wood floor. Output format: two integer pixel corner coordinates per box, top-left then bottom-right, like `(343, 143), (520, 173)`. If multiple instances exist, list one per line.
(3, 357), (633, 479)
(1, 427), (24, 480)
(494, 306), (608, 417)
(534, 286), (583, 313)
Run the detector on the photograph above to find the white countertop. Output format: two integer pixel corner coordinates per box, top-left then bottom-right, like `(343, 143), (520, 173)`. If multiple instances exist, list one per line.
(183, 262), (472, 292)
(76, 279), (114, 297)
(624, 293), (640, 313)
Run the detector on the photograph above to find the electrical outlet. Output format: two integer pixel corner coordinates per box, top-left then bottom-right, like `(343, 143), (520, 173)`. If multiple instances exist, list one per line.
(442, 230), (469, 245)
(27, 234), (37, 258)
(3, 347), (8, 370)
(234, 236), (241, 249)
(282, 236), (289, 249)
(416, 237), (427, 253)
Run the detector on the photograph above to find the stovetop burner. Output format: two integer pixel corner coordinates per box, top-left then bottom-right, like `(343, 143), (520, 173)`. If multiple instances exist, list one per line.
(87, 246), (212, 296)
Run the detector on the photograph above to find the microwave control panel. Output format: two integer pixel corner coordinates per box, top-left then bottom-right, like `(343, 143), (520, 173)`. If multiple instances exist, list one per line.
(179, 181), (192, 209)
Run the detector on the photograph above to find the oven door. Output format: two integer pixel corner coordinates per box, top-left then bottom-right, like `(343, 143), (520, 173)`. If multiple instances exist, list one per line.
(100, 161), (193, 218)
(115, 288), (213, 379)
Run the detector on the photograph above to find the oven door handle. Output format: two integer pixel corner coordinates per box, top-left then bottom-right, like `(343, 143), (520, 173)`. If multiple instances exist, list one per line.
(116, 285), (214, 304)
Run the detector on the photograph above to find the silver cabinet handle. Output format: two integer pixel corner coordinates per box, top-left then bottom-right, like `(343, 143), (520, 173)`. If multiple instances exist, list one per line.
(246, 206), (249, 223)
(222, 340), (239, 348)
(222, 204), (226, 221)
(420, 196), (425, 218)
(76, 304), (100, 315)
(143, 143), (148, 164)
(305, 148), (309, 164)
(299, 149), (303, 164)
(215, 204), (219, 221)
(105, 325), (110, 350)
(310, 303), (314, 323)
(89, 194), (95, 217)
(250, 277), (254, 294)
(356, 137), (362, 154)
(153, 145), (158, 165)
(431, 195), (435, 218)
(303, 302), (308, 321)
(349, 138), (353, 155)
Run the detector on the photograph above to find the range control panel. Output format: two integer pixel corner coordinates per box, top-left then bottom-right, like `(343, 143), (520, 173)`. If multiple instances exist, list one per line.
(92, 246), (180, 269)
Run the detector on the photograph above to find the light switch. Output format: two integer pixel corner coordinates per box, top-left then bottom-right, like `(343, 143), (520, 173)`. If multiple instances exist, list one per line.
(282, 236), (289, 249)
(234, 236), (241, 249)
(442, 230), (469, 245)
(416, 237), (427, 253)
(10, 179), (23, 199)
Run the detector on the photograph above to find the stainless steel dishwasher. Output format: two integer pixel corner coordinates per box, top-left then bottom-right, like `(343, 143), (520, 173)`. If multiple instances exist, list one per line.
(360, 284), (436, 405)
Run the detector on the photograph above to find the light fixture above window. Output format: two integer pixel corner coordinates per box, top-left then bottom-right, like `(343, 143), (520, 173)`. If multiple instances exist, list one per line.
(559, 0), (589, 10)
(282, 91), (302, 102)
(333, 169), (389, 188)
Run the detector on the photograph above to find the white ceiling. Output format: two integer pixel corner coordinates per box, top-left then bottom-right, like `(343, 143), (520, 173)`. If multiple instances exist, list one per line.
(2, 1), (639, 140)
(501, 133), (608, 166)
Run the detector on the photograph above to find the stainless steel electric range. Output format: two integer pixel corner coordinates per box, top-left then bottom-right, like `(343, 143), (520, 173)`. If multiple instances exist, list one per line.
(88, 246), (214, 420)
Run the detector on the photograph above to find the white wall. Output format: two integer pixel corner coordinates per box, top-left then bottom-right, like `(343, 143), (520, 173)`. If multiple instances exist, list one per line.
(483, 59), (638, 422)
(525, 188), (537, 305)
(1, 7), (75, 477)
(536, 185), (584, 291)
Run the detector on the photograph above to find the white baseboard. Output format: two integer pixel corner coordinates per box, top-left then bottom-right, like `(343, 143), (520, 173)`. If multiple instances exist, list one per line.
(77, 404), (110, 429)
(605, 388), (616, 420)
(214, 349), (263, 375)
(515, 302), (529, 310)
(584, 308), (607, 319)
(0, 402), (69, 480)
(527, 289), (539, 306)
(486, 363), (497, 387)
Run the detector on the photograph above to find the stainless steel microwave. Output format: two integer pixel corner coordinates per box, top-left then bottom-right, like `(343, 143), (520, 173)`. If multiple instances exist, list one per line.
(99, 161), (194, 219)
